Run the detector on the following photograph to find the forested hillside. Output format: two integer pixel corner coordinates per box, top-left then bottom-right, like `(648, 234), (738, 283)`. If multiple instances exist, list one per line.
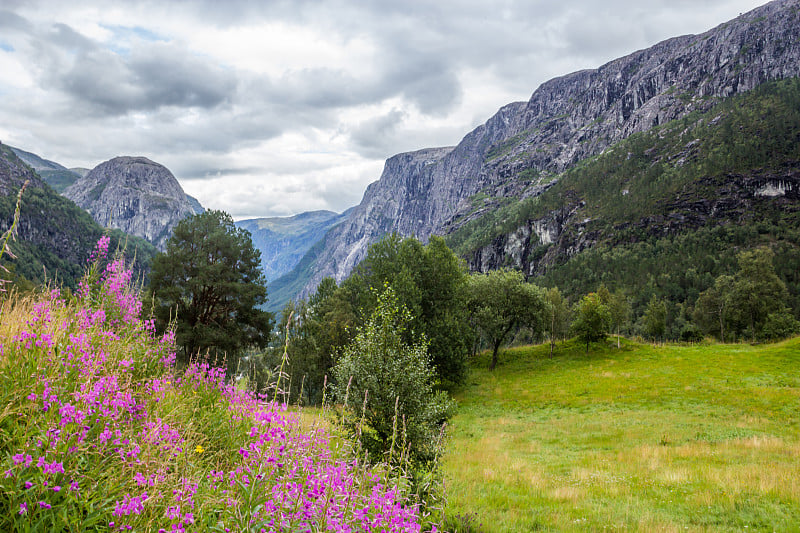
(448, 78), (800, 332)
(0, 143), (157, 289)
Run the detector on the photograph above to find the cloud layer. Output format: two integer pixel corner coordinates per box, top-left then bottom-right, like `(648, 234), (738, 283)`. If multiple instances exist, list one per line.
(0, 0), (766, 218)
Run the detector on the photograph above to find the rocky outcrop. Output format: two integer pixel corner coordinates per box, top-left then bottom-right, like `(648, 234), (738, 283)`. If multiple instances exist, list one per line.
(289, 0), (800, 298)
(64, 156), (199, 250)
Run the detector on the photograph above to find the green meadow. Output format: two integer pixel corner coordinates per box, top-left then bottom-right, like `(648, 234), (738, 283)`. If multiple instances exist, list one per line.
(442, 338), (800, 532)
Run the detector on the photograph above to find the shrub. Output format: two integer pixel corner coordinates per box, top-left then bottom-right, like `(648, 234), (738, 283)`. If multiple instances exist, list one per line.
(333, 285), (453, 472)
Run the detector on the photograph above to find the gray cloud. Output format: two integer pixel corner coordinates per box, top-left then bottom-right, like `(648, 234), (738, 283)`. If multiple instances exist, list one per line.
(0, 0), (767, 217)
(349, 108), (407, 159)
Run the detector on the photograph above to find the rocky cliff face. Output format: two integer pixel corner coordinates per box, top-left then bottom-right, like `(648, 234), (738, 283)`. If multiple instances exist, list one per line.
(64, 156), (200, 250)
(292, 0), (800, 299)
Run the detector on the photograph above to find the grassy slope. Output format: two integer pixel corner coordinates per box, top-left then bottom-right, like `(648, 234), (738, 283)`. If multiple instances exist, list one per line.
(443, 337), (800, 531)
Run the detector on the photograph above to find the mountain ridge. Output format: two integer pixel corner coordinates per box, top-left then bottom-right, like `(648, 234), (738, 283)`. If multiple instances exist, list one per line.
(275, 0), (800, 302)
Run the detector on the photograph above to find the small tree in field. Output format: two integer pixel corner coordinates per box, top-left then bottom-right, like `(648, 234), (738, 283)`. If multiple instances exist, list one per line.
(333, 285), (453, 470)
(571, 293), (611, 353)
(545, 287), (571, 358)
(466, 269), (547, 370)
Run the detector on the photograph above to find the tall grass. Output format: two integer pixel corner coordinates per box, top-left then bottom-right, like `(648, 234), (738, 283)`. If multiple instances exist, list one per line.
(0, 237), (427, 532)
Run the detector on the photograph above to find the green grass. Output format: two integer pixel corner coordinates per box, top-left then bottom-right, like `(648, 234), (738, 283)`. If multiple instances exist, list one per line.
(442, 337), (800, 531)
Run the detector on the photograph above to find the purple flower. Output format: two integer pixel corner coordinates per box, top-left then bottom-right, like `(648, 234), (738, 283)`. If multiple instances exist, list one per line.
(19, 502), (27, 515)
(38, 501), (51, 509)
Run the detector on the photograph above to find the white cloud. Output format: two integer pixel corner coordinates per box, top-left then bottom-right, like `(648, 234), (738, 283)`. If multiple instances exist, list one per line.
(0, 0), (768, 219)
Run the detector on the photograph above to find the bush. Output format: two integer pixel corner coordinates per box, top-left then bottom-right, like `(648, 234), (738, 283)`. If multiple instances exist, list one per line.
(758, 310), (800, 341)
(333, 285), (453, 470)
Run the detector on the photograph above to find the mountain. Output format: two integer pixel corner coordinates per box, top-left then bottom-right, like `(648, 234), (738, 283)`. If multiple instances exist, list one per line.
(0, 142), (157, 289)
(276, 0), (800, 302)
(70, 167), (91, 178)
(236, 209), (350, 284)
(9, 145), (83, 193)
(452, 78), (800, 320)
(64, 156), (202, 250)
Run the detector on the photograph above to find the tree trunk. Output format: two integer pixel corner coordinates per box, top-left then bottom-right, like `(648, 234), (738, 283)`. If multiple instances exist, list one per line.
(489, 339), (502, 370)
(549, 339), (554, 359)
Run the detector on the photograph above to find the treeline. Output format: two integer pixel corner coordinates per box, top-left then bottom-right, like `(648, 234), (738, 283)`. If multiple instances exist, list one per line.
(256, 234), (799, 406)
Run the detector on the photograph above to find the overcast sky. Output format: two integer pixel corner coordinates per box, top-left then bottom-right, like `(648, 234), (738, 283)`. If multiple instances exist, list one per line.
(0, 0), (768, 219)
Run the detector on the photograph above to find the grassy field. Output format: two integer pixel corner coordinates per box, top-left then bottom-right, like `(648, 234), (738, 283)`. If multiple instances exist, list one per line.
(441, 337), (800, 532)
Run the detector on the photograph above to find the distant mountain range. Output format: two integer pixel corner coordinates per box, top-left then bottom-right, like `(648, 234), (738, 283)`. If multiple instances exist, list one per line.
(1, 143), (339, 293)
(235, 209), (350, 284)
(269, 0), (800, 307)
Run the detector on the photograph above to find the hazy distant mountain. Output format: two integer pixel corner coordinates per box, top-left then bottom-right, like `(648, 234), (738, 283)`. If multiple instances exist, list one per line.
(70, 167), (91, 178)
(236, 209), (350, 286)
(9, 145), (82, 193)
(64, 156), (202, 250)
(274, 0), (800, 303)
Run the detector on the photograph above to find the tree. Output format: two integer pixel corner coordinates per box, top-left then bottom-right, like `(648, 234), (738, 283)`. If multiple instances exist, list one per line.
(340, 234), (472, 384)
(642, 295), (667, 343)
(545, 287), (571, 358)
(571, 293), (611, 353)
(597, 285), (630, 348)
(727, 247), (790, 340)
(607, 290), (631, 348)
(693, 274), (734, 341)
(466, 269), (547, 370)
(148, 210), (274, 366)
(266, 277), (356, 404)
(333, 285), (453, 469)
(759, 310), (800, 342)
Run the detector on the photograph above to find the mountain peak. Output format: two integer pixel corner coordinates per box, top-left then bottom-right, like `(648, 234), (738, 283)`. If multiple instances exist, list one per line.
(64, 156), (201, 250)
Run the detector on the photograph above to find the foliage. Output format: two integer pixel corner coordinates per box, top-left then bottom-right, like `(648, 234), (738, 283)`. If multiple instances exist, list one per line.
(603, 287), (630, 347)
(261, 277), (355, 405)
(759, 310), (800, 341)
(570, 292), (611, 352)
(340, 234), (472, 385)
(544, 287), (571, 358)
(465, 269), (548, 370)
(727, 247), (790, 339)
(0, 238), (429, 532)
(148, 210), (274, 366)
(694, 247), (793, 342)
(693, 274), (735, 341)
(642, 295), (668, 342)
(333, 285), (453, 471)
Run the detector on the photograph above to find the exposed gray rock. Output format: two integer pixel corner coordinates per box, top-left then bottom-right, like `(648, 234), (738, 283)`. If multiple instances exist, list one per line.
(293, 0), (800, 299)
(64, 156), (199, 250)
